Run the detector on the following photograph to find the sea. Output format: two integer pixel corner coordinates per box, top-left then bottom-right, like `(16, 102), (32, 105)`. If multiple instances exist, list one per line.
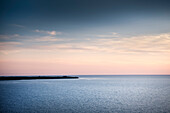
(0, 75), (170, 113)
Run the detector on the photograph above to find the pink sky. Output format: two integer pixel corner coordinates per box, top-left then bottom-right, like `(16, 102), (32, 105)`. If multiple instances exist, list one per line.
(0, 33), (170, 75)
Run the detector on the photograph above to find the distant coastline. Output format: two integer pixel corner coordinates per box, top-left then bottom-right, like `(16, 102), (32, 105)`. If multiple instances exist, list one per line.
(0, 76), (79, 80)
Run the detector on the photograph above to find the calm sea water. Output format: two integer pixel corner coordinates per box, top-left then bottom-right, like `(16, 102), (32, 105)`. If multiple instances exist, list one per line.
(0, 75), (170, 113)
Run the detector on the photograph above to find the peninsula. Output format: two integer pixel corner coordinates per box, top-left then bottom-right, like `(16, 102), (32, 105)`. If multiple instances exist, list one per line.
(0, 76), (79, 80)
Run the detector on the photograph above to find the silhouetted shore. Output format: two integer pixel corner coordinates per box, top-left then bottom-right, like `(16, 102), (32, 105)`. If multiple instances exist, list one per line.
(0, 76), (79, 80)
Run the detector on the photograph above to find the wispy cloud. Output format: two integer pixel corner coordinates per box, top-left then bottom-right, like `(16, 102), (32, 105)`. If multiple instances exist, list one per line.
(95, 33), (170, 54)
(0, 34), (70, 43)
(42, 33), (170, 54)
(0, 42), (22, 50)
(11, 24), (25, 28)
(0, 42), (22, 54)
(0, 32), (170, 55)
(34, 36), (60, 42)
(35, 29), (62, 35)
(96, 32), (119, 38)
(0, 34), (21, 41)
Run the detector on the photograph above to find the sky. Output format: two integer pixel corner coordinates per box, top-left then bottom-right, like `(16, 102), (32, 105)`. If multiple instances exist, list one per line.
(0, 0), (170, 75)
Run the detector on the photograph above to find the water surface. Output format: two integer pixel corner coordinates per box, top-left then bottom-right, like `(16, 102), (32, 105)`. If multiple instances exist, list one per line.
(0, 75), (170, 113)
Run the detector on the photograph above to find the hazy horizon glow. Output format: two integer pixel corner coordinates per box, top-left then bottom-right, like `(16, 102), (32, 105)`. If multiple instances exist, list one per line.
(0, 0), (170, 75)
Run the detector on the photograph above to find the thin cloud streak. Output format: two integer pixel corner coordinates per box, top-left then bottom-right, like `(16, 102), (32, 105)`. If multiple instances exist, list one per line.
(35, 29), (62, 35)
(11, 24), (25, 28)
(96, 32), (119, 38)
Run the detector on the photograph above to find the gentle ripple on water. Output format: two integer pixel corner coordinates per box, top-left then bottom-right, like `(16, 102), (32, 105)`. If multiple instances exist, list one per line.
(0, 75), (170, 113)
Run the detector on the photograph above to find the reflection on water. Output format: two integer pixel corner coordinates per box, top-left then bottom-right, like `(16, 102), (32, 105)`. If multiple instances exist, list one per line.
(0, 75), (170, 113)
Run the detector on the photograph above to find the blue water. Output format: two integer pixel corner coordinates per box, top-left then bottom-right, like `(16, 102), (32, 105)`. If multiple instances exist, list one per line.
(0, 75), (170, 113)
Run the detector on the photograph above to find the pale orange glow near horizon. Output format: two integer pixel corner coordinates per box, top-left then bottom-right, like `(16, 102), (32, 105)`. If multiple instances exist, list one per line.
(0, 60), (170, 75)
